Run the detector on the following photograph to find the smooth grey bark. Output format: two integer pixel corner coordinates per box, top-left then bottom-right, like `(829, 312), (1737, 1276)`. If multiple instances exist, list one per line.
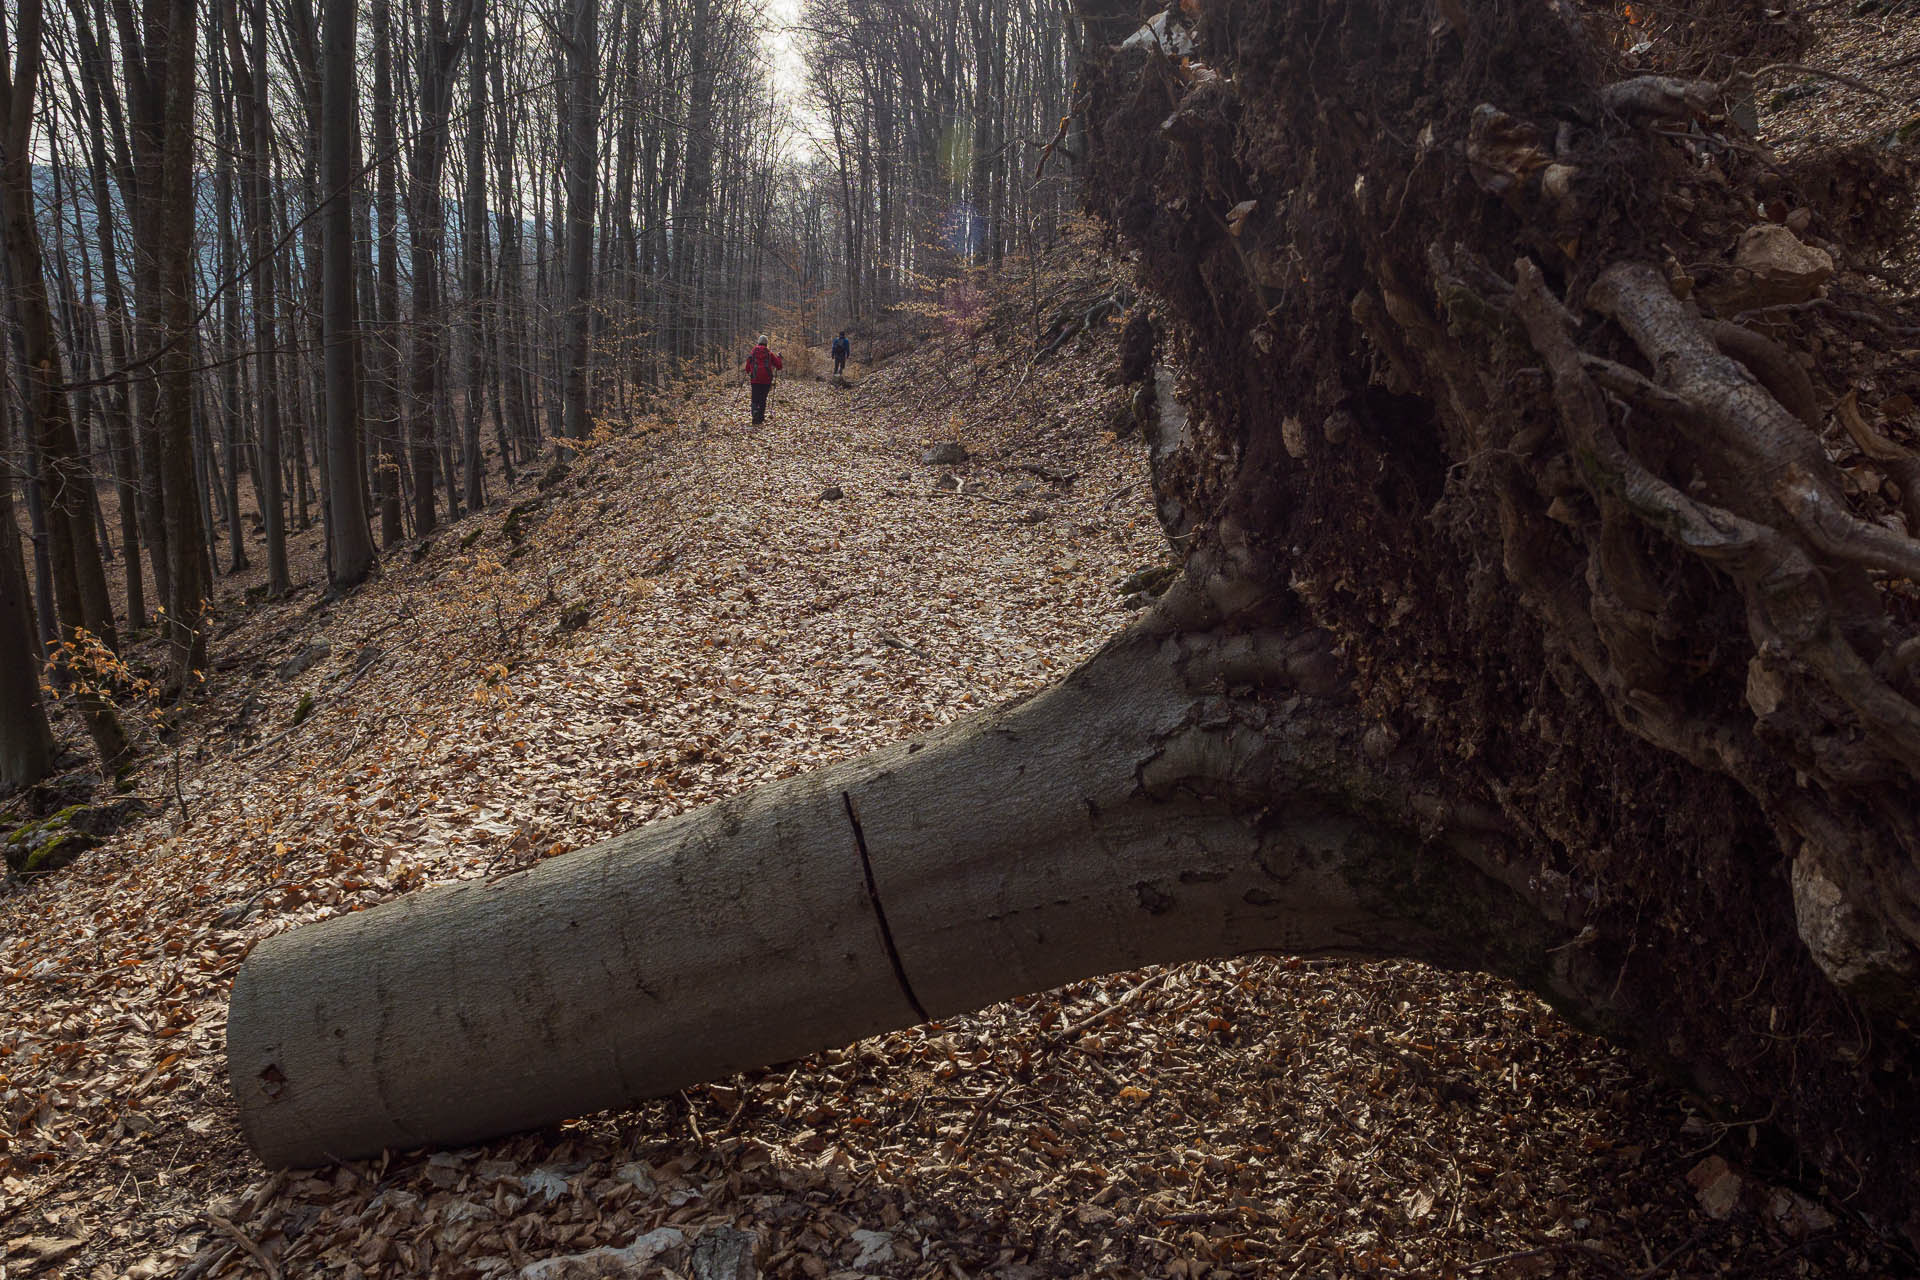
(370, 0), (406, 547)
(212, 68), (249, 575)
(228, 594), (1560, 1168)
(404, 0), (476, 536)
(559, 0), (597, 445)
(460, 0), (489, 507)
(488, 33), (532, 471)
(69, 4), (147, 627)
(320, 0), (373, 587)
(0, 363), (56, 791)
(225, 0), (289, 594)
(0, 0), (118, 660)
(0, 0), (128, 764)
(115, 0), (212, 681)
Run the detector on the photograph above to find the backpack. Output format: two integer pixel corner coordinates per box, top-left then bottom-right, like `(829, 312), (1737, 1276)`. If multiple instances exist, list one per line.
(748, 348), (773, 381)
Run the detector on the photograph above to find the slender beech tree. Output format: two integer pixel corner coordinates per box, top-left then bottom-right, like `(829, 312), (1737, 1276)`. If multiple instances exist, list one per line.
(459, 0), (490, 503)
(222, 0), (289, 593)
(111, 0), (211, 682)
(0, 358), (57, 792)
(369, 0), (406, 546)
(68, 3), (146, 628)
(559, 0), (598, 444)
(0, 0), (118, 658)
(404, 0), (476, 536)
(0, 0), (127, 765)
(319, 0), (373, 586)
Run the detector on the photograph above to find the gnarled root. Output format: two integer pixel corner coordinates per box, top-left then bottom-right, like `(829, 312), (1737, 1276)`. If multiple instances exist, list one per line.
(1512, 257), (1920, 1001)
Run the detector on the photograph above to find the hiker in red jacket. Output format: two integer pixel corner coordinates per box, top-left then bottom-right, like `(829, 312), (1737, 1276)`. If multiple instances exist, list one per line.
(743, 335), (784, 425)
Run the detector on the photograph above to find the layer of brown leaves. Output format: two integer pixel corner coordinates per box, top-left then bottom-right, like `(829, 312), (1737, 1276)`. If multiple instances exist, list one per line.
(2, 238), (1906, 1278)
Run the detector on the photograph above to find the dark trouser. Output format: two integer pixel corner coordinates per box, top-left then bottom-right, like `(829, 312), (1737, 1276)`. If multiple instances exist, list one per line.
(833, 355), (846, 375)
(750, 381), (771, 424)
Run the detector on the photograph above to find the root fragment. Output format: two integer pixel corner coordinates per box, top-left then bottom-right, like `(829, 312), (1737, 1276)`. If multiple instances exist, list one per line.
(1516, 258), (1920, 776)
(1777, 464), (1920, 583)
(1834, 391), (1920, 536)
(1703, 320), (1821, 434)
(1598, 76), (1719, 121)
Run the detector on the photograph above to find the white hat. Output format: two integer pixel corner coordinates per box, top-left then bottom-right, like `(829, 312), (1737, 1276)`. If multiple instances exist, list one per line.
(757, 334), (769, 346)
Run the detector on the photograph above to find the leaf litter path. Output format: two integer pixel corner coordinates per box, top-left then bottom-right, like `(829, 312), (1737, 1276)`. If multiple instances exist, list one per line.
(0, 366), (1894, 1280)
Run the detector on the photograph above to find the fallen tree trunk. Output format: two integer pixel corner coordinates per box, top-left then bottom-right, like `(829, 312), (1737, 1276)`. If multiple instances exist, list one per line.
(229, 0), (1920, 1247)
(230, 589), (1564, 1167)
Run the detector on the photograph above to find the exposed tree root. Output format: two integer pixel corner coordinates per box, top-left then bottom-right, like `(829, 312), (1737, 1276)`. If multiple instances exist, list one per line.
(1080, 0), (1920, 1244)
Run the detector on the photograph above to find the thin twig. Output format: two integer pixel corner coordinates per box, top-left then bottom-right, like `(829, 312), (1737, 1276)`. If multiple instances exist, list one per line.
(1047, 971), (1170, 1048)
(1464, 1240), (1628, 1276)
(877, 630), (933, 660)
(955, 1080), (1012, 1151)
(1629, 1224), (1720, 1279)
(172, 739), (189, 822)
(1747, 61), (1888, 100)
(208, 1214), (284, 1280)
(175, 1242), (238, 1280)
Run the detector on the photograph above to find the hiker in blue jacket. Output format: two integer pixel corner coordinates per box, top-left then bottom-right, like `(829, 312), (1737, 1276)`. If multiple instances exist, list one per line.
(831, 331), (851, 376)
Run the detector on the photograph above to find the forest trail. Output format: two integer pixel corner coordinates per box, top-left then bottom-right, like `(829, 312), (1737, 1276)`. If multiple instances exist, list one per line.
(1, 342), (1895, 1277)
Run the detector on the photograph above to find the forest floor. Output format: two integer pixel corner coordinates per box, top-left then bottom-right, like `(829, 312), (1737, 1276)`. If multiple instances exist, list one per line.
(4, 239), (1914, 1276)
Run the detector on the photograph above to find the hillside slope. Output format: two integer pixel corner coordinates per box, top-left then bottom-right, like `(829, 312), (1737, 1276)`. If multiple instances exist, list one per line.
(2, 257), (1907, 1276)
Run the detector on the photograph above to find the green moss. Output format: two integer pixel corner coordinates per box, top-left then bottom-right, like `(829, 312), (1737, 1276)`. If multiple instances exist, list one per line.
(292, 692), (315, 725)
(22, 831), (89, 874)
(503, 499), (542, 545)
(5, 805), (101, 874)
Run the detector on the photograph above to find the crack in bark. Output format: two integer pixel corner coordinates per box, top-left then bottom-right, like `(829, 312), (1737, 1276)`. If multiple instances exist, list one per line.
(842, 791), (929, 1022)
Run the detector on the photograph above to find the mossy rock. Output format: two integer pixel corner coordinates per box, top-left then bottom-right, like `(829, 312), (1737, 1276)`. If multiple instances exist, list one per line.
(5, 805), (98, 873)
(503, 499), (543, 545)
(4, 798), (154, 874)
(292, 692), (315, 725)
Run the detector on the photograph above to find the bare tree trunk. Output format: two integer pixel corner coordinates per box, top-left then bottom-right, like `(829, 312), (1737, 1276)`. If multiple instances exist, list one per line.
(113, 0), (212, 683)
(460, 0), (489, 506)
(404, 0), (475, 536)
(319, 0), (374, 588)
(559, 0), (597, 445)
(370, 0), (406, 547)
(227, 0), (288, 592)
(0, 344), (56, 792)
(288, 0), (335, 567)
(71, 13), (147, 627)
(211, 59), (250, 575)
(231, 604), (1541, 1168)
(153, 4), (209, 682)
(0, 0), (128, 762)
(488, 31), (532, 473)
